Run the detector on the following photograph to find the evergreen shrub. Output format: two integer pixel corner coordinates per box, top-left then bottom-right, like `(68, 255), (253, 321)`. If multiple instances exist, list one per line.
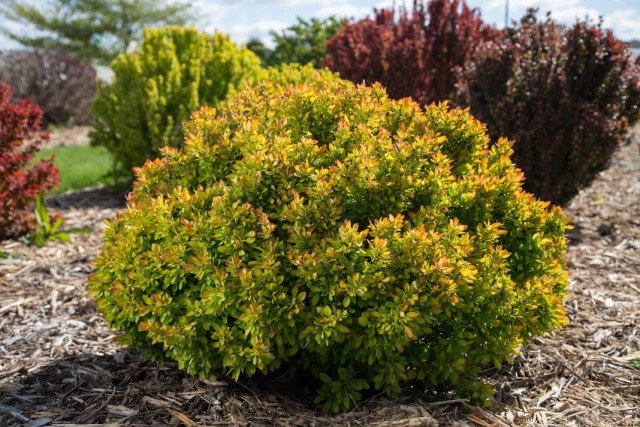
(91, 26), (261, 183)
(0, 83), (59, 239)
(90, 76), (570, 411)
(456, 11), (640, 205)
(264, 16), (345, 68)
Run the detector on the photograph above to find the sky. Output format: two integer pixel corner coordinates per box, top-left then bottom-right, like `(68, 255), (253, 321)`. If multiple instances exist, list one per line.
(1, 0), (639, 51)
(188, 0), (640, 46)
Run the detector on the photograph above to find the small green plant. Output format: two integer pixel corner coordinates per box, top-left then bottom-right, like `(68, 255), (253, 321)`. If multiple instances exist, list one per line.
(32, 194), (71, 247)
(91, 76), (570, 412)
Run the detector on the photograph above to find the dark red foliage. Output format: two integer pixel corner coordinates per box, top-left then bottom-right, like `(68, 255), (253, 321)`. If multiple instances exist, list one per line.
(323, 0), (497, 105)
(0, 49), (97, 126)
(0, 82), (59, 240)
(456, 10), (640, 205)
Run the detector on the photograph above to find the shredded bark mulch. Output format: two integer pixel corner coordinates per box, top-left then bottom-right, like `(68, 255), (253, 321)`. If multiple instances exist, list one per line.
(1, 136), (639, 426)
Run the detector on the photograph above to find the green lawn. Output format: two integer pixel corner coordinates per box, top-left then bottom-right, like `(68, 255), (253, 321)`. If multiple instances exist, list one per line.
(34, 145), (113, 194)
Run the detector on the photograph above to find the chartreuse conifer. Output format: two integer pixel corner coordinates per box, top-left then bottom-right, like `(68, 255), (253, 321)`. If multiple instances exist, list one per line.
(91, 26), (261, 184)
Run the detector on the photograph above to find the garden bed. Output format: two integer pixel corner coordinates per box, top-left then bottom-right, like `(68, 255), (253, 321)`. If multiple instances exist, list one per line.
(1, 136), (639, 426)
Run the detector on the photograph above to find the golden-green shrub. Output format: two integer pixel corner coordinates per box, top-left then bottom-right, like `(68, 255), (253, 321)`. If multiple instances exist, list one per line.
(90, 75), (569, 411)
(257, 62), (342, 87)
(90, 26), (261, 183)
(228, 62), (343, 99)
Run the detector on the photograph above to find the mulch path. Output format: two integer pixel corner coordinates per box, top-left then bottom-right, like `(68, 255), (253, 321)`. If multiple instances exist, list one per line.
(1, 135), (639, 426)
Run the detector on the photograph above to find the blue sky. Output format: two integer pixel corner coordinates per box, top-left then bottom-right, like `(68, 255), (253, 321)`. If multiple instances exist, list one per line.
(1, 0), (639, 51)
(194, 0), (640, 45)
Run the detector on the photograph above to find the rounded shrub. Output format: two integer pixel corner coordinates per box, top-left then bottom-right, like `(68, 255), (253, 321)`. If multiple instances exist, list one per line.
(90, 76), (570, 411)
(90, 26), (261, 184)
(0, 48), (97, 126)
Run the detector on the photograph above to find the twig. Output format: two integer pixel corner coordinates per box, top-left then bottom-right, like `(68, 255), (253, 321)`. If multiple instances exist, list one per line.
(0, 297), (36, 315)
(426, 398), (469, 407)
(0, 365), (26, 379)
(5, 261), (37, 280)
(0, 402), (30, 422)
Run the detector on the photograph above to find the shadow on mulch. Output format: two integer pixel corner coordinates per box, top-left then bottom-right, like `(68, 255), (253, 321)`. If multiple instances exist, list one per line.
(0, 350), (484, 426)
(2, 350), (310, 426)
(48, 186), (127, 211)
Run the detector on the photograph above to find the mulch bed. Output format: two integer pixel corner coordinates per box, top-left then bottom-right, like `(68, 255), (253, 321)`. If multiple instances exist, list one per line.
(1, 136), (639, 426)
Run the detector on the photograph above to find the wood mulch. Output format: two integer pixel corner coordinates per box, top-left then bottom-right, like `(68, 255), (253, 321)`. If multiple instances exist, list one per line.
(1, 131), (639, 426)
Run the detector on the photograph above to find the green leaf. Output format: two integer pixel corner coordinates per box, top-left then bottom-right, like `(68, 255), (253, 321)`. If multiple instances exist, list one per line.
(35, 194), (50, 229)
(357, 315), (367, 327)
(50, 217), (64, 234)
(33, 232), (46, 248)
(52, 232), (72, 243)
(318, 372), (332, 384)
(63, 226), (92, 234)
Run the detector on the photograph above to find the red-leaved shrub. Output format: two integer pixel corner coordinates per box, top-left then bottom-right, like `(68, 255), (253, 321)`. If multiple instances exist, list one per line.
(456, 10), (640, 205)
(323, 0), (497, 105)
(0, 82), (59, 240)
(0, 49), (97, 126)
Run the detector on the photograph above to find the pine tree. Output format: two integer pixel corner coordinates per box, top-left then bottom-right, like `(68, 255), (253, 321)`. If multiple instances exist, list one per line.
(0, 0), (194, 64)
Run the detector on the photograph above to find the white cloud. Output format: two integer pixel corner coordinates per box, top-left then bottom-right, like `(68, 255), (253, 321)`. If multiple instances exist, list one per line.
(604, 9), (640, 40)
(218, 19), (290, 46)
(547, 7), (600, 23)
(208, 0), (346, 6)
(195, 0), (380, 46)
(314, 4), (373, 19)
(191, 1), (233, 30)
(488, 0), (600, 22)
(0, 16), (41, 51)
(488, 0), (578, 11)
(0, 35), (20, 51)
(486, 0), (638, 40)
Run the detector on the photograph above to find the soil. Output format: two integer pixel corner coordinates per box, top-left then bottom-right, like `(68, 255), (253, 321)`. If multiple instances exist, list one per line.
(1, 128), (639, 426)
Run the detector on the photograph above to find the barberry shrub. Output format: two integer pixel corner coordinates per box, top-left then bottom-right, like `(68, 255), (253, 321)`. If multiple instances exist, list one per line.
(324, 0), (496, 105)
(0, 83), (59, 240)
(0, 48), (97, 126)
(90, 76), (569, 412)
(456, 11), (640, 205)
(91, 26), (261, 184)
